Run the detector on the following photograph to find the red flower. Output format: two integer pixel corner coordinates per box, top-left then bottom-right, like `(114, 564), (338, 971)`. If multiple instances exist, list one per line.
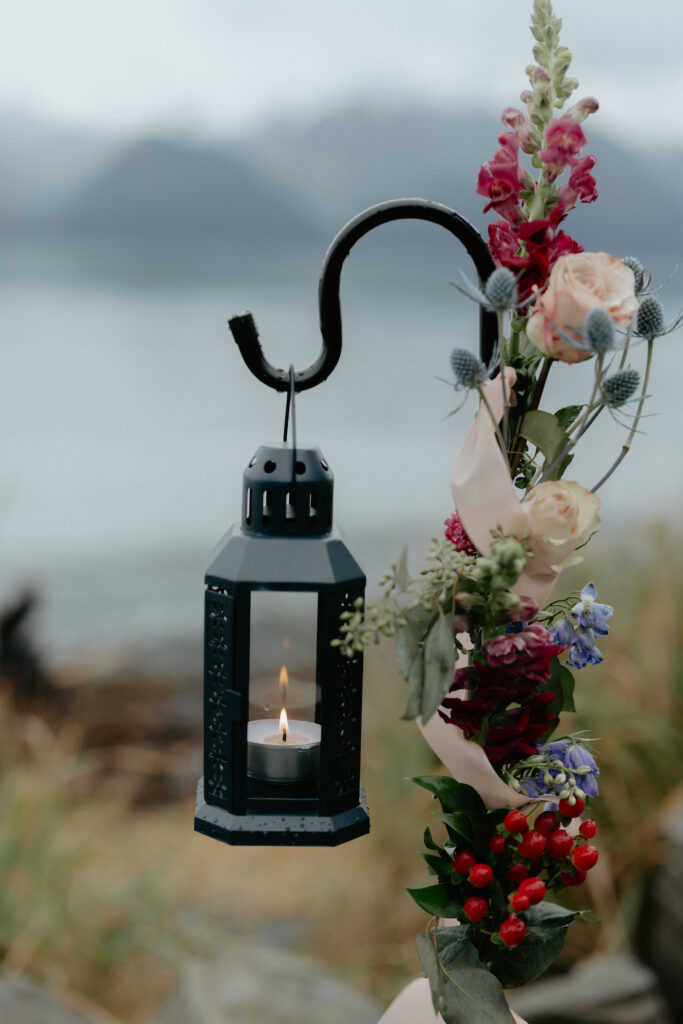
(540, 119), (588, 181)
(444, 511), (478, 556)
(488, 203), (583, 301)
(557, 154), (598, 211)
(440, 690), (557, 766)
(477, 132), (525, 224)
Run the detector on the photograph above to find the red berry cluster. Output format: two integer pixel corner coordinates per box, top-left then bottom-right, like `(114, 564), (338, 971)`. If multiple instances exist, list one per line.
(450, 805), (599, 949)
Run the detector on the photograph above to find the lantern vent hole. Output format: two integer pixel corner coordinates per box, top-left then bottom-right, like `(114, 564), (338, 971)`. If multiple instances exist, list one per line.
(296, 461), (306, 475)
(246, 488), (252, 526)
(262, 490), (272, 527)
(264, 460), (276, 473)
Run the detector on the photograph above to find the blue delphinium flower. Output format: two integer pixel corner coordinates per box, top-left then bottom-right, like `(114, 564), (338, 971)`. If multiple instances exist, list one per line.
(551, 583), (613, 669)
(571, 582), (613, 636)
(517, 737), (599, 801)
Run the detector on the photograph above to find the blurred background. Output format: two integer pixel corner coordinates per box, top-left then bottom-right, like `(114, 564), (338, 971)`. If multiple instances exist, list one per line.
(0, 2), (681, 1022)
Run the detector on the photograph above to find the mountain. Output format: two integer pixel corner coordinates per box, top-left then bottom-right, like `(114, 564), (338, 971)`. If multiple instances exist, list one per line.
(59, 137), (323, 239)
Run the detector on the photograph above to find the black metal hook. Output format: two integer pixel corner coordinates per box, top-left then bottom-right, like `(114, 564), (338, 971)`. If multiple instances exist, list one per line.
(229, 198), (498, 393)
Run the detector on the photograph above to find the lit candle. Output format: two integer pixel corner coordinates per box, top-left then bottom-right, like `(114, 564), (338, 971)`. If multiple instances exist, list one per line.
(247, 706), (321, 783)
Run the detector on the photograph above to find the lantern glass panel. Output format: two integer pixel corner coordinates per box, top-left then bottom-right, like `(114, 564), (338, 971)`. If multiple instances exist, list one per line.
(247, 590), (321, 800)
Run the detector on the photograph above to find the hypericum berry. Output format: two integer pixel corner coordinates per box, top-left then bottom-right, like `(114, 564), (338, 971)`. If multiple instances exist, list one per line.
(546, 828), (573, 859)
(561, 867), (587, 887)
(510, 891), (530, 912)
(503, 810), (529, 835)
(636, 295), (665, 338)
(572, 844), (599, 871)
(602, 368), (640, 407)
(499, 914), (527, 948)
(559, 796), (585, 819)
(451, 848), (477, 875)
(485, 267), (517, 310)
(518, 877), (546, 905)
(489, 835), (506, 855)
(585, 307), (615, 353)
(579, 819), (597, 839)
(469, 864), (494, 889)
(463, 897), (489, 922)
(450, 348), (487, 389)
(518, 830), (546, 859)
(506, 863), (529, 885)
(534, 811), (559, 837)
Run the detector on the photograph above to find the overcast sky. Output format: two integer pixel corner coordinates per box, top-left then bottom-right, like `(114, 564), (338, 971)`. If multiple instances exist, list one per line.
(2, 0), (682, 145)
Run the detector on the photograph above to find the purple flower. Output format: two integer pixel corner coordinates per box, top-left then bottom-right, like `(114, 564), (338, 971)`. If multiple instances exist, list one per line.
(519, 738), (600, 801)
(551, 583), (613, 669)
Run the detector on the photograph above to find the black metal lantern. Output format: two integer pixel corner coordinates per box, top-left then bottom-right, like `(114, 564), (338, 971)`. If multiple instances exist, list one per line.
(195, 199), (497, 847)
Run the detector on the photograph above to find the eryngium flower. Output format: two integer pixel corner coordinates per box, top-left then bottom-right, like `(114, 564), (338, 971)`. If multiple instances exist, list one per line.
(636, 295), (665, 338)
(485, 267), (517, 311)
(602, 368), (640, 406)
(450, 348), (487, 388)
(622, 255), (645, 292)
(584, 307), (615, 353)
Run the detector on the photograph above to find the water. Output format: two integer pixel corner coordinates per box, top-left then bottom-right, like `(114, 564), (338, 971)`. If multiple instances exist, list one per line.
(0, 233), (680, 659)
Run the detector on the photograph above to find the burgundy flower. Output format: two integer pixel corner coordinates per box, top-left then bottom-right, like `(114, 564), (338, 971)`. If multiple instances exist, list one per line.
(444, 511), (478, 556)
(440, 690), (558, 766)
(540, 119), (588, 181)
(477, 132), (525, 224)
(557, 153), (598, 211)
(487, 206), (583, 302)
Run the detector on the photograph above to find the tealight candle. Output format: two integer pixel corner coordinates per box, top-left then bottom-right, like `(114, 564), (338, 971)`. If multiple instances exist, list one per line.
(247, 709), (321, 783)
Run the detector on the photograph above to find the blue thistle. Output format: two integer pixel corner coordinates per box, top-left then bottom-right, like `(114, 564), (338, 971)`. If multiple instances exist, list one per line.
(450, 348), (487, 389)
(585, 308), (615, 353)
(484, 268), (517, 311)
(602, 368), (640, 407)
(636, 296), (665, 338)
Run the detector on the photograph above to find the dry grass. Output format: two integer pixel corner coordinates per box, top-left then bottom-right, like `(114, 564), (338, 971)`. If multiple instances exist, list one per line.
(0, 522), (681, 1019)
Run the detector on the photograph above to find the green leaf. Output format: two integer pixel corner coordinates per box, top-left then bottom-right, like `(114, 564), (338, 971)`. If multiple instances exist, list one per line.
(407, 884), (464, 919)
(491, 902), (576, 989)
(422, 612), (456, 723)
(537, 660), (575, 742)
(412, 776), (486, 816)
(437, 812), (476, 847)
(417, 926), (515, 1024)
(577, 910), (601, 924)
(423, 825), (442, 853)
(554, 404), (583, 431)
(397, 619), (426, 721)
(396, 545), (410, 592)
(559, 665), (576, 712)
(519, 409), (571, 479)
(403, 602), (439, 641)
(422, 852), (449, 877)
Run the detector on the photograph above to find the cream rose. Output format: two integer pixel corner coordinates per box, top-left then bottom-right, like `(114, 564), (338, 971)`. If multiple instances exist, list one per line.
(527, 252), (638, 363)
(522, 480), (601, 569)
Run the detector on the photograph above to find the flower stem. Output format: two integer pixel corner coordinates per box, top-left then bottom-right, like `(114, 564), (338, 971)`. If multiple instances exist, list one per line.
(498, 311), (510, 450)
(592, 337), (654, 493)
(476, 384), (507, 455)
(509, 356), (553, 477)
(618, 324), (633, 371)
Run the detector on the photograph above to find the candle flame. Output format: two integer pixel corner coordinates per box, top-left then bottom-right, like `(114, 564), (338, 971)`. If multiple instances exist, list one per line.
(279, 707), (288, 742)
(279, 665), (289, 687)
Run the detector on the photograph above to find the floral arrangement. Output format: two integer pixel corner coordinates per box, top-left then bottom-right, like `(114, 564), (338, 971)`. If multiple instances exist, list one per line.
(336, 2), (680, 1021)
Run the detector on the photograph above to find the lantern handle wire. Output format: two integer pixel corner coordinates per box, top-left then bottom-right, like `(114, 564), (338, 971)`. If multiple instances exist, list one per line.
(228, 198), (498, 394)
(282, 364), (297, 483)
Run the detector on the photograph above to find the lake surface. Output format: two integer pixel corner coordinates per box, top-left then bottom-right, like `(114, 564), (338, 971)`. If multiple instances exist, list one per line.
(1, 233), (680, 659)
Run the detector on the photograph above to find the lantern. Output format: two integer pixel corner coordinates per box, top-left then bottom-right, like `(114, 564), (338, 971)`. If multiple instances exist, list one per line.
(195, 198), (497, 847)
(194, 428), (369, 846)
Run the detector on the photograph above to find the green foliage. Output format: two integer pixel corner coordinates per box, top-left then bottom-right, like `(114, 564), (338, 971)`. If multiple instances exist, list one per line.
(407, 884), (464, 919)
(422, 612), (456, 722)
(490, 903), (576, 989)
(519, 409), (571, 480)
(417, 926), (515, 1024)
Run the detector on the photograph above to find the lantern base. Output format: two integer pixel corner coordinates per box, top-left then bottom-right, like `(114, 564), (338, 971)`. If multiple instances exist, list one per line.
(194, 777), (370, 847)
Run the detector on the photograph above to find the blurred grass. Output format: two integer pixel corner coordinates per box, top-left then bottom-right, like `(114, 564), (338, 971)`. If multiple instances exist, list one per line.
(0, 521), (681, 1019)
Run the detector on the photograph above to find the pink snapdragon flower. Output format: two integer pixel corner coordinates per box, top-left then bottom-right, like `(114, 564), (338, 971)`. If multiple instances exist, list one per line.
(486, 622), (564, 682)
(501, 107), (539, 154)
(444, 511), (478, 556)
(565, 96), (600, 124)
(558, 154), (598, 210)
(540, 119), (588, 181)
(477, 132), (525, 224)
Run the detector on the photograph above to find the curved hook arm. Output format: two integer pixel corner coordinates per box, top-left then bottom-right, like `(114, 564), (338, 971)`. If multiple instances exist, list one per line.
(229, 198), (498, 393)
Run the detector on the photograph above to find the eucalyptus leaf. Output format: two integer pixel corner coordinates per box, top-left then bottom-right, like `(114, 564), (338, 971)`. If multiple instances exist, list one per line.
(396, 619), (420, 680)
(403, 601), (439, 641)
(491, 903), (576, 989)
(412, 776), (486, 816)
(417, 926), (515, 1024)
(396, 545), (410, 592)
(519, 409), (571, 478)
(554, 404), (583, 431)
(408, 884), (464, 918)
(422, 612), (456, 723)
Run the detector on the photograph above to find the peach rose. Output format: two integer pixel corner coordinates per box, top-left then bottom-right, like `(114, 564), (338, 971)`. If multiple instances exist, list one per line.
(526, 252), (638, 362)
(522, 480), (601, 569)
